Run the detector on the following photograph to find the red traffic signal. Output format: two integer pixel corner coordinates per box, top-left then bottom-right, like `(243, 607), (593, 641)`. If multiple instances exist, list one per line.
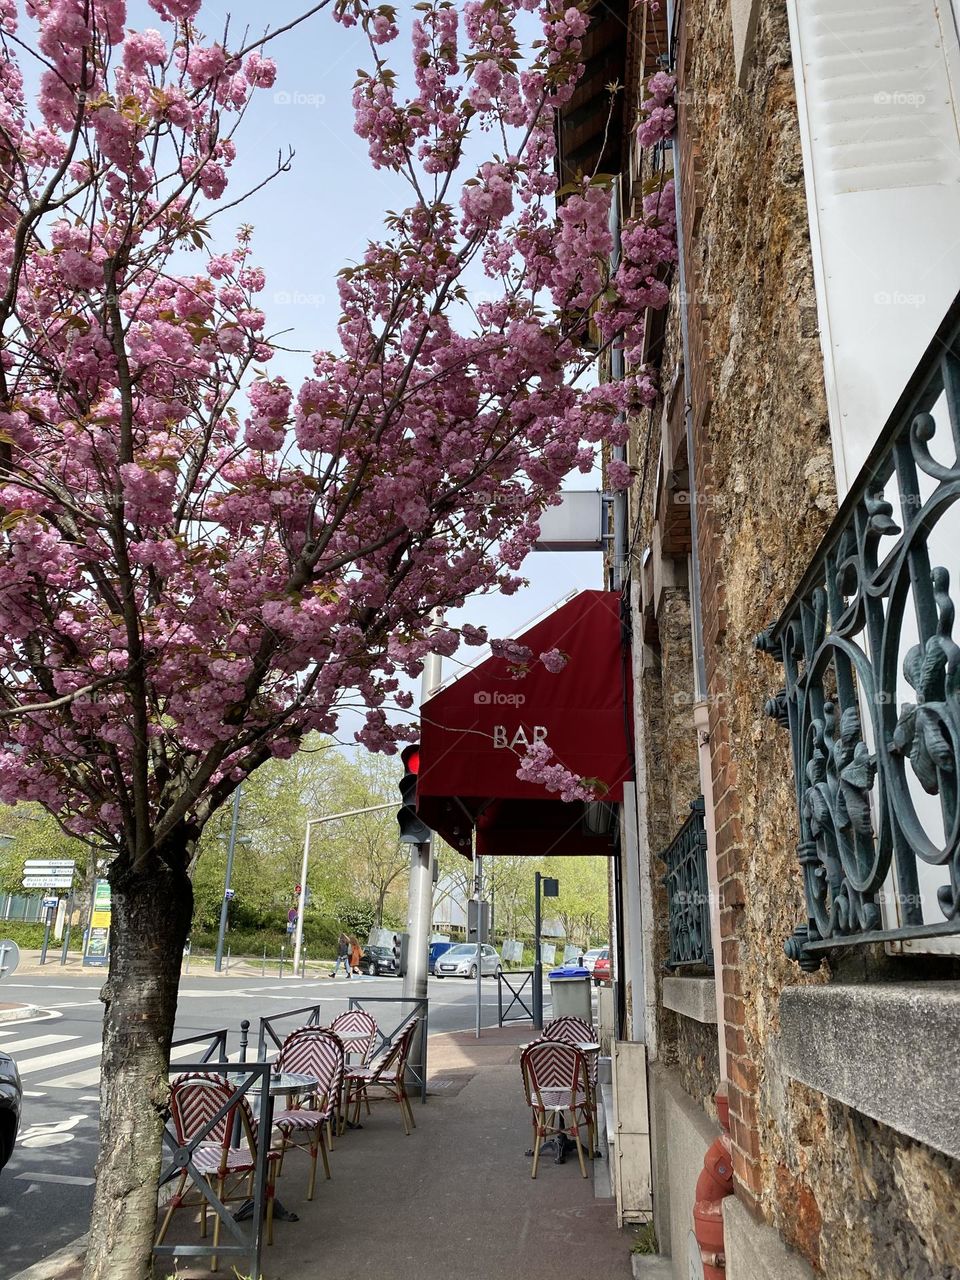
(295, 883), (302, 896)
(400, 743), (420, 775)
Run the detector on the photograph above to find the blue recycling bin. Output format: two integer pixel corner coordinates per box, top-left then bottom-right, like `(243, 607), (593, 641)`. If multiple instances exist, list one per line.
(547, 965), (592, 1021)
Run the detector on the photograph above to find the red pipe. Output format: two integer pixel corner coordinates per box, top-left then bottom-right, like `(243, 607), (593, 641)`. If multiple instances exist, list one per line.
(693, 1088), (734, 1280)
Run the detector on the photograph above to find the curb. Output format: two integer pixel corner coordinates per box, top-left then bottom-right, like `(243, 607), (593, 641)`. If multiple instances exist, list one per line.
(0, 1004), (46, 1023)
(8, 1233), (87, 1280)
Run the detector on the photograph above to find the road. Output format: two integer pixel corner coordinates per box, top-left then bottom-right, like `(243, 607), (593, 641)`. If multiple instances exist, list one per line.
(0, 969), (520, 1278)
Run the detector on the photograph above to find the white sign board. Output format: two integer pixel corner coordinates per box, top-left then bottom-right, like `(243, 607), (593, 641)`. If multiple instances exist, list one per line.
(24, 859), (76, 870)
(22, 876), (73, 889)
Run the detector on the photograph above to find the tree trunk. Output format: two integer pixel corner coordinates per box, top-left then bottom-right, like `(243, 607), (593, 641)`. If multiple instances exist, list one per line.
(83, 852), (193, 1280)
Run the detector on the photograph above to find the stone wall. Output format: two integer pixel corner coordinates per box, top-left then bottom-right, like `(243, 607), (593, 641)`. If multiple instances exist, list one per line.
(626, 0), (960, 1277)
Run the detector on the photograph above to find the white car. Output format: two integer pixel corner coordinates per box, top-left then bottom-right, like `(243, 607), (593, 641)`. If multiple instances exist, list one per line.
(583, 947), (607, 975)
(434, 943), (502, 979)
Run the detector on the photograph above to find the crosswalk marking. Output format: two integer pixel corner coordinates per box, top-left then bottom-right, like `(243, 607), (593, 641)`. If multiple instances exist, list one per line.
(15, 1042), (105, 1077)
(53, 1040), (219, 1089)
(0, 1033), (78, 1054)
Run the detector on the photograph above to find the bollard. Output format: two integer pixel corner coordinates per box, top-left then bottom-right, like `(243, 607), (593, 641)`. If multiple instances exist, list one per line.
(261, 946), (266, 977)
(231, 1020), (251, 1148)
(279, 945), (285, 979)
(185, 942), (191, 975)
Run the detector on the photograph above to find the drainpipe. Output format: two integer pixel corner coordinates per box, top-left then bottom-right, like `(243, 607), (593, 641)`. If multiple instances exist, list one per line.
(663, 0), (733, 1270)
(663, 5), (726, 1072)
(693, 1088), (734, 1280)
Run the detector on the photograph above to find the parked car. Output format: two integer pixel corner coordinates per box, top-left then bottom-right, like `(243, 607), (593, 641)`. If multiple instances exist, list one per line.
(358, 944), (399, 977)
(0, 1049), (21, 1173)
(428, 941), (455, 974)
(593, 950), (610, 986)
(434, 943), (502, 979)
(583, 947), (608, 975)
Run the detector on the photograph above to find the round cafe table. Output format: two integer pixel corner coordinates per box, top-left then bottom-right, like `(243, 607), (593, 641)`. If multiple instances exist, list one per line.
(231, 1070), (319, 1223)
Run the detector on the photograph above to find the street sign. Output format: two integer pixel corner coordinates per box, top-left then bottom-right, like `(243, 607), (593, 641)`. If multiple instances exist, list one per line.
(286, 921), (295, 934)
(287, 908), (298, 924)
(42, 897), (60, 909)
(224, 889), (236, 901)
(23, 859), (76, 870)
(22, 876), (73, 889)
(0, 940), (20, 981)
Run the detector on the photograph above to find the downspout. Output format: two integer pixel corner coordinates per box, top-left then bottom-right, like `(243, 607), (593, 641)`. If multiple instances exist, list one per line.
(664, 3), (726, 1070)
(664, 1), (734, 1273)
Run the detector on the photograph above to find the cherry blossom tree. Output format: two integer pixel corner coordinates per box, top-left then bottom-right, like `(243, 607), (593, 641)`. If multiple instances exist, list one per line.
(0, 0), (675, 1273)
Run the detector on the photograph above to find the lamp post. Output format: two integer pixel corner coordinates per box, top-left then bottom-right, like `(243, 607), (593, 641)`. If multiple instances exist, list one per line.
(214, 785), (242, 974)
(292, 802), (397, 975)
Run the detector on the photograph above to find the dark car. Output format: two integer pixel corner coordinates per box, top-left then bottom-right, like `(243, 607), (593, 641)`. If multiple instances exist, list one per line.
(359, 944), (399, 977)
(0, 1048), (21, 1172)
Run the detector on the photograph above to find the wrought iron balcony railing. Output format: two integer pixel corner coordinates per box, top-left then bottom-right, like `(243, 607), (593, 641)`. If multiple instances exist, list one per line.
(660, 796), (713, 970)
(757, 293), (960, 971)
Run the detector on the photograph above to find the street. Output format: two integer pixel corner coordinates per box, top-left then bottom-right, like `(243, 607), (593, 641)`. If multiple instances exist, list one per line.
(0, 970), (519, 1278)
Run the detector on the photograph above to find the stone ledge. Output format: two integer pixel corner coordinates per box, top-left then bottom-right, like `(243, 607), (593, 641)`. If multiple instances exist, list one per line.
(723, 1197), (814, 1280)
(780, 981), (960, 1160)
(662, 975), (717, 1024)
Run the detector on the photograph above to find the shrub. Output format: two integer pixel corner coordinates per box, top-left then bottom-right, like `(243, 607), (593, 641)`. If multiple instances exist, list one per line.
(0, 920), (83, 951)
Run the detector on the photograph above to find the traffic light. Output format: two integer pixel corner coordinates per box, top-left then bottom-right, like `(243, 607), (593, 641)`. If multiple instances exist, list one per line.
(397, 743), (431, 844)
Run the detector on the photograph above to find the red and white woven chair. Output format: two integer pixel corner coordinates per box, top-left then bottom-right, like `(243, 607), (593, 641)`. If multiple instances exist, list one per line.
(156, 1071), (280, 1268)
(329, 1008), (379, 1065)
(520, 1040), (593, 1179)
(343, 1019), (418, 1135)
(271, 1028), (345, 1199)
(542, 1016), (600, 1088)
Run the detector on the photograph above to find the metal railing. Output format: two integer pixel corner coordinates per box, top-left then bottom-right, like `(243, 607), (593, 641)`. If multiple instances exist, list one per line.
(169, 1027), (228, 1065)
(154, 1061), (272, 1278)
(756, 293), (960, 970)
(256, 1002), (325, 1061)
(497, 969), (535, 1025)
(348, 995), (429, 1103)
(659, 796), (713, 970)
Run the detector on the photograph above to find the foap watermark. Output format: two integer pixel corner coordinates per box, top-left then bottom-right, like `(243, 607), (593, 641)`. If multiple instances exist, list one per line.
(874, 290), (926, 308)
(274, 290), (326, 307)
(274, 89), (326, 109)
(474, 689), (526, 707)
(874, 90), (926, 108)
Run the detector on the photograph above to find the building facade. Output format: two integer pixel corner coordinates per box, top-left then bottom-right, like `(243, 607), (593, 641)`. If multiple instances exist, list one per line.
(561, 2), (960, 1277)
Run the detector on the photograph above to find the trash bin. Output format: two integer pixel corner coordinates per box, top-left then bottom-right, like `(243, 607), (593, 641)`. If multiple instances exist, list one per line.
(548, 965), (593, 1022)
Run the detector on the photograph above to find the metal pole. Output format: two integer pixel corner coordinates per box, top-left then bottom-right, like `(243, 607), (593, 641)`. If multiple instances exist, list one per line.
(214, 784), (242, 973)
(475, 855), (483, 1039)
(261, 946), (266, 977)
(39, 905), (53, 966)
(292, 820), (312, 975)
(533, 872), (543, 1029)
(402, 645), (441, 1080)
(60, 894), (73, 966)
(279, 945), (285, 979)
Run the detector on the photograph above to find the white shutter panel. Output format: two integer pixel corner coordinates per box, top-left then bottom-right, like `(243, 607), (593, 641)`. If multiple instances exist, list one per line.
(786, 0), (960, 493)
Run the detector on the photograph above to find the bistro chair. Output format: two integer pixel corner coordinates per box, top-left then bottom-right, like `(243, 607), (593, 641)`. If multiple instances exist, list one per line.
(329, 1008), (379, 1065)
(520, 1040), (593, 1179)
(156, 1071), (280, 1270)
(271, 1028), (345, 1199)
(542, 1016), (600, 1086)
(343, 1019), (419, 1135)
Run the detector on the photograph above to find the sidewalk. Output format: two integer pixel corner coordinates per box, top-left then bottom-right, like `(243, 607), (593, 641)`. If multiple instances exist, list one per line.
(117, 1025), (632, 1280)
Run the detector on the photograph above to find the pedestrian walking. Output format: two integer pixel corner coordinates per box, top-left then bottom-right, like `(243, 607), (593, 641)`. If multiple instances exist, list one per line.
(332, 931), (352, 978)
(349, 933), (362, 974)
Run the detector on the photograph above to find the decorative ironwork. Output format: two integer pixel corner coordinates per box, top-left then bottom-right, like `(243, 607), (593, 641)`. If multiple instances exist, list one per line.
(757, 293), (960, 969)
(660, 796), (714, 970)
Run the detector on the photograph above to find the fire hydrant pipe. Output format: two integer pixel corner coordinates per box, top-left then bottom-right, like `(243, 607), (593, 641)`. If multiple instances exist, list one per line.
(693, 1090), (734, 1280)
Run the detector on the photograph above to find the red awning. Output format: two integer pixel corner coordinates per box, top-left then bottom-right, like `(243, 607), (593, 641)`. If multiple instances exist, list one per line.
(418, 590), (633, 858)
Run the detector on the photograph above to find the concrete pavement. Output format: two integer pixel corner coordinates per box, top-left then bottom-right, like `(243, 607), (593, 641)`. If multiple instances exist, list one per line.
(20, 1026), (633, 1280)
